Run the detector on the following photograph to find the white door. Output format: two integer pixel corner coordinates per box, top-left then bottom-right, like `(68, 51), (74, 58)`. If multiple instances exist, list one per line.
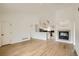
(2, 22), (11, 45)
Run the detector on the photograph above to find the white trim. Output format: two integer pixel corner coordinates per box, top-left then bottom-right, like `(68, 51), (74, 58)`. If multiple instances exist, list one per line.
(11, 39), (30, 44)
(73, 23), (75, 45)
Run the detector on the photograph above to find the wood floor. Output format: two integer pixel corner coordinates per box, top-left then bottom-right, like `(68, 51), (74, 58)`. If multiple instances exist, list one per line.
(0, 39), (76, 56)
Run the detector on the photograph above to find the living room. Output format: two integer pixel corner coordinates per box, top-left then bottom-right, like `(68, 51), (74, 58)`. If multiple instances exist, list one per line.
(0, 3), (79, 56)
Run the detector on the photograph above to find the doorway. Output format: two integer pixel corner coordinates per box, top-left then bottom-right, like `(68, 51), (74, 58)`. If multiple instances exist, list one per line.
(1, 22), (11, 45)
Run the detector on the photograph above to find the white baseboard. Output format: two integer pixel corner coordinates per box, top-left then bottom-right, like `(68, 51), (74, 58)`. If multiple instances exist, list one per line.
(11, 39), (30, 44)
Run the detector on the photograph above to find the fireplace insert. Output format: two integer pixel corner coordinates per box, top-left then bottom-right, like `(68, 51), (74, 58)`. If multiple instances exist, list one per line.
(59, 31), (69, 40)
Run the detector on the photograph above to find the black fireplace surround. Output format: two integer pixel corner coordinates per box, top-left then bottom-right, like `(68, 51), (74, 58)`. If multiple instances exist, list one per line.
(59, 31), (69, 40)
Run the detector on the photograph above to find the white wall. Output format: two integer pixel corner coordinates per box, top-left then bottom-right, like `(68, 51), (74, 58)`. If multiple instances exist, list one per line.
(1, 13), (39, 44)
(0, 4), (76, 45)
(74, 5), (79, 55)
(0, 4), (56, 44)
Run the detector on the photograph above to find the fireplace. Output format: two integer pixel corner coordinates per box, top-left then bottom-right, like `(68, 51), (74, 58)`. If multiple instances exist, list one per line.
(59, 31), (69, 40)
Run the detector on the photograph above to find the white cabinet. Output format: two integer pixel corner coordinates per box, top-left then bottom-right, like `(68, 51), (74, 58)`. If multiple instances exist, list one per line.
(31, 32), (47, 40)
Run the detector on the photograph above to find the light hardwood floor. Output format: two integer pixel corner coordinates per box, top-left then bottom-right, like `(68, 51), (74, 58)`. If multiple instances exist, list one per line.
(0, 39), (77, 56)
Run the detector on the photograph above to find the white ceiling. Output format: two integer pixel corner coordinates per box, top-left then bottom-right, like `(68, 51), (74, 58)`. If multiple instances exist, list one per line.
(0, 3), (78, 13)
